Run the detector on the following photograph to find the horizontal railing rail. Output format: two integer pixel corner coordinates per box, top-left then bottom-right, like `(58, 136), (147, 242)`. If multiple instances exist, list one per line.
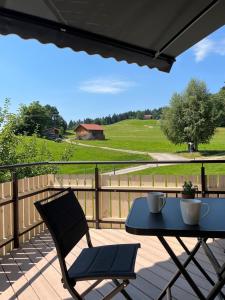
(0, 159), (225, 253)
(0, 159), (225, 171)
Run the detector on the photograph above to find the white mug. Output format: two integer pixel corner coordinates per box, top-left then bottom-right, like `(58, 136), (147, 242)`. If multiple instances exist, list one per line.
(147, 192), (166, 213)
(180, 199), (209, 225)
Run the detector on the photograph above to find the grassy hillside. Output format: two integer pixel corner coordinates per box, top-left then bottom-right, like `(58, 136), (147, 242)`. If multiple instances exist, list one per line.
(20, 136), (150, 174)
(68, 119), (225, 155)
(68, 119), (184, 152)
(131, 163), (225, 176)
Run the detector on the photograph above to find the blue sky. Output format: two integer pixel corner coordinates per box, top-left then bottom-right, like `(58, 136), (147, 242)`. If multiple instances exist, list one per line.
(0, 25), (225, 123)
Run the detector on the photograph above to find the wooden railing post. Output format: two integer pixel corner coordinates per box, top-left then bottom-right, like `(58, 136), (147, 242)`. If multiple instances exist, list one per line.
(201, 164), (206, 198)
(12, 171), (19, 248)
(95, 165), (100, 229)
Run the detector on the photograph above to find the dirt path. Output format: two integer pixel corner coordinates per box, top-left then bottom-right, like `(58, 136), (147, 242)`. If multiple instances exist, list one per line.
(149, 152), (188, 161)
(65, 139), (188, 175)
(104, 153), (188, 175)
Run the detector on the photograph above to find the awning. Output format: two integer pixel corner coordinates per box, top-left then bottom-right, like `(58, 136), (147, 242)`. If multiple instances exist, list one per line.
(0, 0), (225, 72)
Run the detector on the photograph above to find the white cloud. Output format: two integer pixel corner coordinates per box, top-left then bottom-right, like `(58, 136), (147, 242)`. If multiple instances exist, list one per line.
(193, 37), (225, 62)
(215, 38), (225, 56)
(79, 78), (134, 94)
(193, 38), (214, 62)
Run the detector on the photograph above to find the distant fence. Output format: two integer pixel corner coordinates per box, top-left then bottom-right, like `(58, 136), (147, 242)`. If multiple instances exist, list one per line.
(1, 172), (225, 255)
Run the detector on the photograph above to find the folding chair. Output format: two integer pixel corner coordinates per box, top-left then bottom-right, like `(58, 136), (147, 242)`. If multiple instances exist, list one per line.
(34, 188), (140, 299)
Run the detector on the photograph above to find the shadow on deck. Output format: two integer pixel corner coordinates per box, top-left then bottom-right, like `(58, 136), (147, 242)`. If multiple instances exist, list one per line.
(1, 229), (225, 300)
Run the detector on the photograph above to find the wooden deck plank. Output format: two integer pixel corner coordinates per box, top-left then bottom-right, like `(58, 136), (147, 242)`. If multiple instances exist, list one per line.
(12, 240), (62, 300)
(9, 248), (40, 300)
(0, 261), (17, 299)
(24, 237), (70, 299)
(0, 251), (37, 300)
(1, 229), (224, 300)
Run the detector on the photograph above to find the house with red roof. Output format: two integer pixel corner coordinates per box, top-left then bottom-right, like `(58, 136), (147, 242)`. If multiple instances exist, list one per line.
(74, 124), (105, 140)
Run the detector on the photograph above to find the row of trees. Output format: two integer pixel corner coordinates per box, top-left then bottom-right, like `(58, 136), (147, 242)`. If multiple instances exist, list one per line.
(161, 79), (225, 151)
(67, 108), (163, 129)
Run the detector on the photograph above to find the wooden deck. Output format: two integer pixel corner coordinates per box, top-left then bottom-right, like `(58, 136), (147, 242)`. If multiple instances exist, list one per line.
(0, 229), (225, 300)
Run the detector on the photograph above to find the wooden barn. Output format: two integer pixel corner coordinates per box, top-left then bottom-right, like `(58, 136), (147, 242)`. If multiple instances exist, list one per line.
(74, 124), (105, 140)
(42, 127), (60, 140)
(143, 114), (152, 120)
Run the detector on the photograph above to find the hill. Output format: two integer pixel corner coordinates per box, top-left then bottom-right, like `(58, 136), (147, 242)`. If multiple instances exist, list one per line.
(68, 119), (225, 155)
(68, 119), (185, 152)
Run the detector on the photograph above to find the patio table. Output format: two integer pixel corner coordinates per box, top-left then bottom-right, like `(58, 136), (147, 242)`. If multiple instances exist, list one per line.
(125, 197), (225, 300)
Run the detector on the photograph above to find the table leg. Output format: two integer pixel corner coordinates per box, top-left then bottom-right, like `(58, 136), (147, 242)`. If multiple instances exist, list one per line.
(178, 237), (225, 290)
(207, 273), (225, 300)
(201, 240), (225, 300)
(157, 236), (206, 300)
(178, 238), (225, 300)
(166, 287), (172, 300)
(157, 237), (203, 299)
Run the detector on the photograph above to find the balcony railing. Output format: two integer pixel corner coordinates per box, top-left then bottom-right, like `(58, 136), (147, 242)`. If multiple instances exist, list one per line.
(1, 159), (225, 255)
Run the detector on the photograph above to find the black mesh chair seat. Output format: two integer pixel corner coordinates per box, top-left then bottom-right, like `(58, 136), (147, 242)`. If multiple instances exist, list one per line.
(68, 243), (139, 281)
(34, 188), (140, 300)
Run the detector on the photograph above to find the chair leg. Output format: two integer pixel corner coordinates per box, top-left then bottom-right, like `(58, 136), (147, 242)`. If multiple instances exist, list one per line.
(103, 280), (130, 300)
(113, 279), (132, 300)
(81, 279), (103, 298)
(65, 284), (82, 300)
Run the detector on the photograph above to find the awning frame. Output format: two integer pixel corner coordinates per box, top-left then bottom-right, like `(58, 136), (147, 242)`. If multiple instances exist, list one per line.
(0, 0), (223, 72)
(0, 6), (175, 66)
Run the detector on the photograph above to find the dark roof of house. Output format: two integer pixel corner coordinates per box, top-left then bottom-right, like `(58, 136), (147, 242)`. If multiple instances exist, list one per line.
(43, 127), (59, 131)
(0, 1), (225, 73)
(75, 124), (104, 131)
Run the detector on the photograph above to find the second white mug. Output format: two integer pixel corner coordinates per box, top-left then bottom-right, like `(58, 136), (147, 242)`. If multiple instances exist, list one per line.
(180, 199), (209, 225)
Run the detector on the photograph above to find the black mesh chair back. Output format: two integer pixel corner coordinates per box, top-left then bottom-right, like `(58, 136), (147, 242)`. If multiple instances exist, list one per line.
(35, 188), (88, 258)
(35, 188), (140, 300)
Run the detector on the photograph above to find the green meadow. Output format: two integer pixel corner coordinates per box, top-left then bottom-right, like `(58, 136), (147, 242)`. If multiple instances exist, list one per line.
(67, 119), (225, 175)
(70, 120), (225, 155)
(20, 136), (150, 174)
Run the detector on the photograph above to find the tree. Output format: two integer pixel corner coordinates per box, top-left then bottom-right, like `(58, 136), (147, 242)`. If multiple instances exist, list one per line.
(0, 99), (73, 182)
(161, 79), (216, 151)
(68, 120), (76, 130)
(136, 111), (144, 120)
(0, 99), (18, 167)
(15, 101), (67, 136)
(44, 104), (67, 132)
(211, 88), (225, 127)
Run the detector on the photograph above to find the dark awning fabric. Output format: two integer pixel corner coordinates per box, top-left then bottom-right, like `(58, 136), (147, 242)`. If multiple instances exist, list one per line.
(0, 0), (225, 72)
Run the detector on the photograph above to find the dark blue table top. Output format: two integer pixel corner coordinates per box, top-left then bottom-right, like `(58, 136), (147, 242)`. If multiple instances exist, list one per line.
(125, 197), (225, 238)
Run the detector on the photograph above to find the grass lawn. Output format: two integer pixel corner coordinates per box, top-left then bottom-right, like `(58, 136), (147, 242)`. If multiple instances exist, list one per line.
(20, 137), (150, 174)
(68, 120), (225, 155)
(131, 163), (225, 176)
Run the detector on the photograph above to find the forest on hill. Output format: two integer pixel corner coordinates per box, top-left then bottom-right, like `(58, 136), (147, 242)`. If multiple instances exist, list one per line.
(67, 107), (163, 129)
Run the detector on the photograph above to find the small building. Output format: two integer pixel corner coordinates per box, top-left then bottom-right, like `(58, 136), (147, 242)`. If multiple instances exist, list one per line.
(42, 127), (60, 140)
(74, 124), (105, 140)
(143, 114), (153, 120)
